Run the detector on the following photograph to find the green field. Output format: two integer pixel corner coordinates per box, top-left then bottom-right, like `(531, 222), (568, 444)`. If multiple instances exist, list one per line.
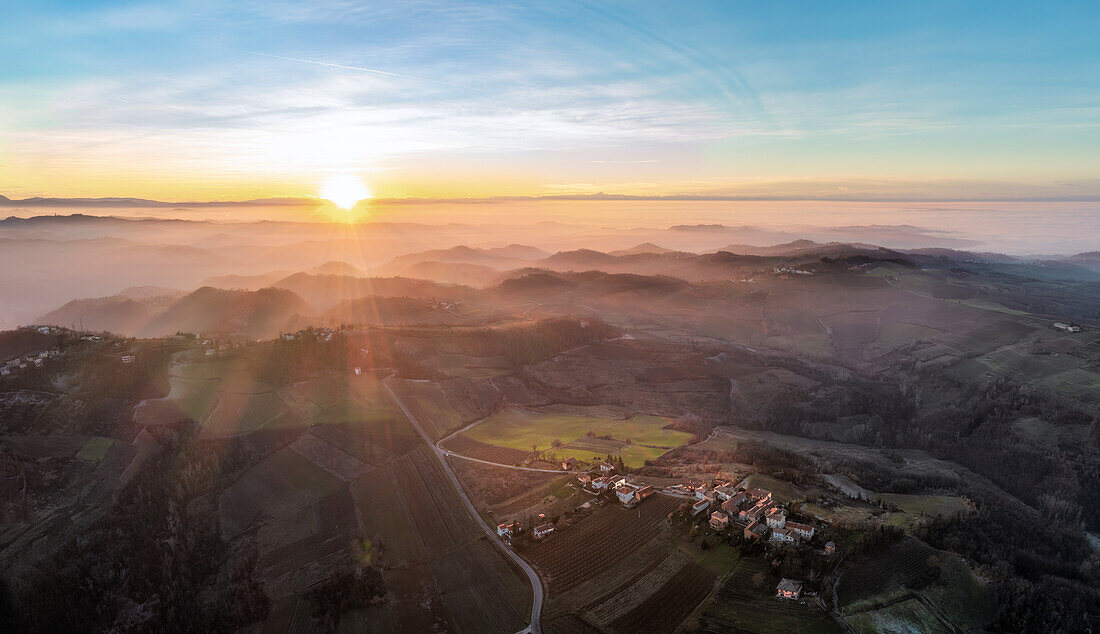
(879, 493), (968, 512)
(75, 436), (114, 462)
(463, 407), (692, 468)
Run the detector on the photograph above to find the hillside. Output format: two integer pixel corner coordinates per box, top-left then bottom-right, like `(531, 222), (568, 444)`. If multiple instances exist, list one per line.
(38, 296), (169, 335)
(137, 287), (312, 339)
(272, 273), (479, 311)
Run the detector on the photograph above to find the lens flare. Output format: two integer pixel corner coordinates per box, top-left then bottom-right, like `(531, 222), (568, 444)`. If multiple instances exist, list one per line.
(320, 174), (372, 210)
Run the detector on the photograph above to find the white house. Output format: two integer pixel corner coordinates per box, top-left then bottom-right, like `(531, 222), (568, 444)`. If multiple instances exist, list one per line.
(121, 354), (135, 364)
(533, 524), (555, 540)
(497, 522), (518, 539)
(770, 527), (798, 544)
(766, 507), (787, 529)
(692, 498), (711, 516)
(616, 483), (654, 506)
(786, 521), (815, 540)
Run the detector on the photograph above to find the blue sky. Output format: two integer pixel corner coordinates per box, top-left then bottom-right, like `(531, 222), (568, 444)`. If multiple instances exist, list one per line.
(1, 0), (1098, 200)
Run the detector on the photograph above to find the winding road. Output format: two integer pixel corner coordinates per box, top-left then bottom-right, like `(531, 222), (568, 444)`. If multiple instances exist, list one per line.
(382, 376), (545, 634)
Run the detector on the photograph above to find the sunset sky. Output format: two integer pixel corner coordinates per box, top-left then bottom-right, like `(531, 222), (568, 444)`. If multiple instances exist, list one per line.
(2, 1), (1098, 203)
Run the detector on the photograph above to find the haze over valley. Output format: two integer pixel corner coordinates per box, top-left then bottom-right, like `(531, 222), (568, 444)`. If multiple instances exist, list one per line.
(2, 1), (1098, 632)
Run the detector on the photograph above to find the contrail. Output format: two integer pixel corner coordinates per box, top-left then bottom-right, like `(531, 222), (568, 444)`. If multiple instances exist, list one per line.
(244, 50), (480, 90)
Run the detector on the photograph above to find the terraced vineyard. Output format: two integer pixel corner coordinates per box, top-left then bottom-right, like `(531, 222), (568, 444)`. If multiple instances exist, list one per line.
(443, 434), (533, 465)
(610, 561), (715, 634)
(836, 537), (939, 608)
(392, 446), (482, 556)
(430, 538), (531, 634)
(309, 423), (403, 464)
(202, 391), (288, 437)
(524, 494), (680, 590)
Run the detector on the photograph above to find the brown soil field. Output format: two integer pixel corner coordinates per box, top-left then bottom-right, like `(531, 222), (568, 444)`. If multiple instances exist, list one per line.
(523, 494), (680, 591)
(609, 561), (716, 634)
(447, 455), (562, 510)
(443, 433), (533, 465)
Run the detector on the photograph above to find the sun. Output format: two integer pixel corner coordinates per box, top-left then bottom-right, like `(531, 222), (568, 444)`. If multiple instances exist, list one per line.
(320, 174), (372, 210)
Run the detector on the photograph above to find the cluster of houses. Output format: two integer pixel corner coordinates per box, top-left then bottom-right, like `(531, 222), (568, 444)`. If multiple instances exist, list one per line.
(774, 266), (814, 277)
(667, 480), (822, 547)
(496, 517), (557, 542)
(571, 462), (659, 509)
(2, 347), (61, 377)
(279, 327), (341, 343)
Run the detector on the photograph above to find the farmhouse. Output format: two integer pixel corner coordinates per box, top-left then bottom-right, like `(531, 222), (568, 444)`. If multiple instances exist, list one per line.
(533, 524), (555, 540)
(740, 498), (776, 523)
(744, 520), (767, 540)
(786, 521), (815, 540)
(561, 457), (578, 470)
(121, 354), (135, 364)
(745, 488), (772, 502)
(497, 521), (518, 539)
(591, 476), (612, 491)
(766, 507), (786, 529)
(598, 462), (615, 474)
(616, 483), (655, 506)
(776, 579), (803, 600)
(576, 473), (592, 485)
(714, 484), (738, 501)
(1053, 322), (1081, 333)
(770, 527), (798, 544)
(709, 510), (730, 530)
(692, 498), (711, 516)
(825, 541), (837, 556)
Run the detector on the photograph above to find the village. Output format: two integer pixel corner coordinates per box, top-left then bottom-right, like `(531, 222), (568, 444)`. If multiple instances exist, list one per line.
(495, 456), (835, 603)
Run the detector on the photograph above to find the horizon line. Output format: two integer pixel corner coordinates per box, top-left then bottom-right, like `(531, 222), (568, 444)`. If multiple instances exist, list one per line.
(3, 192), (1100, 207)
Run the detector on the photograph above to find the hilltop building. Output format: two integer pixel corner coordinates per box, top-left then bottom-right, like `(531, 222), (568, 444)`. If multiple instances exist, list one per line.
(776, 579), (803, 600)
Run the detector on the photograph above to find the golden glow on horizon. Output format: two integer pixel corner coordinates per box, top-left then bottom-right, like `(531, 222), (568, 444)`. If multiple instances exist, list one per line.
(320, 174), (373, 210)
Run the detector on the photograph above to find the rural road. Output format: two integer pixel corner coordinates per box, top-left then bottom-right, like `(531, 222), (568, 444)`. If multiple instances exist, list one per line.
(443, 450), (566, 473)
(382, 377), (545, 634)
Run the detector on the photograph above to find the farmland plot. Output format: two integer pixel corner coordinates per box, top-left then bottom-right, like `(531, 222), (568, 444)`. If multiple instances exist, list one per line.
(466, 407), (691, 468)
(309, 423), (402, 464)
(582, 551), (692, 627)
(349, 465), (424, 565)
(392, 446), (481, 557)
(218, 446), (345, 538)
(836, 537), (939, 608)
(257, 489), (361, 597)
(289, 433), (370, 482)
(609, 561), (715, 634)
(524, 495), (680, 590)
(388, 379), (465, 440)
(430, 537), (530, 634)
(692, 558), (841, 634)
(202, 391), (288, 437)
(442, 434), (533, 465)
